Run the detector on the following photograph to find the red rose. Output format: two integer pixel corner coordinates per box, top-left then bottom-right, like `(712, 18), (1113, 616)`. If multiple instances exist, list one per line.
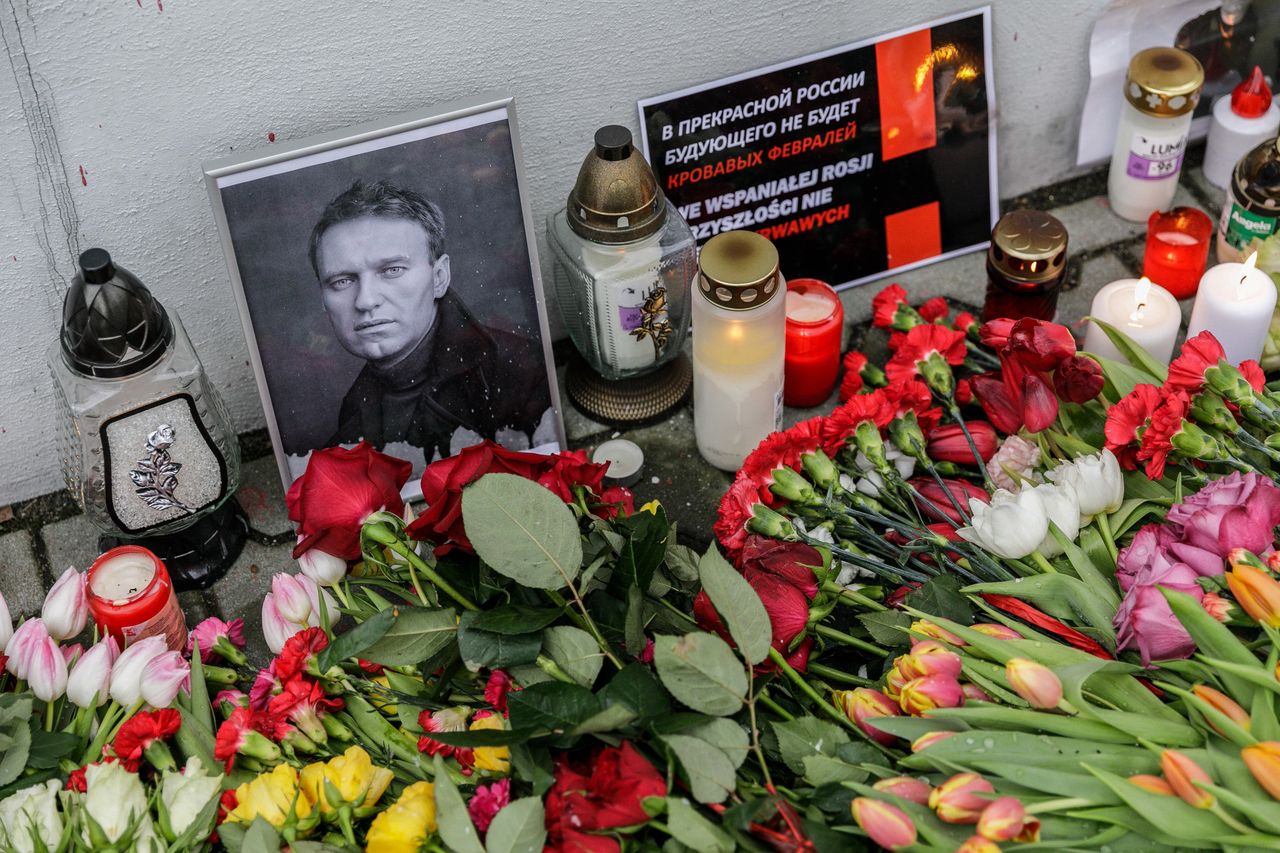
(1166, 331), (1225, 394)
(1005, 318), (1076, 371)
(1053, 354), (1104, 403)
(595, 485), (635, 520)
(544, 742), (666, 853)
(287, 441), (412, 560)
(537, 450), (608, 503)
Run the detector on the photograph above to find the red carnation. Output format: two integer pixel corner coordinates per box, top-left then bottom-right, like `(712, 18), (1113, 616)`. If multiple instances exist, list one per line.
(918, 297), (949, 322)
(110, 708), (180, 771)
(287, 441), (412, 560)
(1005, 318), (1076, 371)
(545, 742), (667, 853)
(714, 476), (766, 564)
(274, 626), (328, 683)
(417, 707), (473, 763)
(1241, 359), (1266, 392)
(1166, 331), (1225, 393)
(881, 379), (941, 433)
(1137, 391), (1191, 481)
(840, 351), (869, 401)
(821, 391), (890, 455)
(871, 284), (910, 328)
(1053, 354), (1104, 403)
(885, 324), (967, 384)
(268, 674), (343, 744)
(214, 706), (288, 772)
(1105, 384), (1162, 470)
(953, 311), (978, 333)
(955, 376), (974, 405)
(926, 422), (997, 464)
(485, 670), (516, 713)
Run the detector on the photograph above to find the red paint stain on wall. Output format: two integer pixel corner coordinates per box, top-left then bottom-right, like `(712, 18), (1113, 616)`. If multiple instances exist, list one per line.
(156, 0), (163, 10)
(267, 132), (276, 142)
(78, 165), (87, 186)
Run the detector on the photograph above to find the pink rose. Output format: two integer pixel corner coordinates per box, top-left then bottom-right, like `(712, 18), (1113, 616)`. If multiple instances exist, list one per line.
(1114, 562), (1203, 665)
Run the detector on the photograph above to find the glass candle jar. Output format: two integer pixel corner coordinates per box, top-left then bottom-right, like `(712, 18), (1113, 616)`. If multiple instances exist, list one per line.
(1142, 207), (1212, 298)
(693, 231), (785, 471)
(783, 279), (843, 407)
(981, 210), (1068, 323)
(1107, 47), (1204, 222)
(1217, 135), (1280, 263)
(87, 545), (187, 650)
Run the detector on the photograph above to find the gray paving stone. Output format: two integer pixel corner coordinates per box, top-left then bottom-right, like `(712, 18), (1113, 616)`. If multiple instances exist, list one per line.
(1047, 185), (1201, 255)
(0, 530), (43, 619)
(235, 456), (292, 539)
(40, 513), (102, 577)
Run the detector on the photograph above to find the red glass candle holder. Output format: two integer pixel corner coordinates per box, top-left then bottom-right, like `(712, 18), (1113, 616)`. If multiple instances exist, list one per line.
(87, 545), (187, 650)
(1143, 207), (1212, 299)
(784, 278), (843, 407)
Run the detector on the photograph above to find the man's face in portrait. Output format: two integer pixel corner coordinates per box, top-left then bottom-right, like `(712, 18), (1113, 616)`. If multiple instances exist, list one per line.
(315, 215), (451, 364)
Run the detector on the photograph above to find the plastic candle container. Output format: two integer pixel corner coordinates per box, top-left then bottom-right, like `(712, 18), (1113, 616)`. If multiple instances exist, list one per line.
(1142, 207), (1212, 298)
(783, 279), (843, 407)
(86, 545), (188, 650)
(1204, 66), (1280, 190)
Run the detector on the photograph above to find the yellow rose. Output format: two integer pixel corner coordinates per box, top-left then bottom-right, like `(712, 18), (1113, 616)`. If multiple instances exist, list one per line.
(300, 746), (395, 815)
(469, 714), (510, 774)
(364, 781), (436, 853)
(226, 764), (312, 827)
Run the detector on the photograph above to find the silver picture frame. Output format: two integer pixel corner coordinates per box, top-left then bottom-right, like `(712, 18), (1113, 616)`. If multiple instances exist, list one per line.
(203, 93), (566, 503)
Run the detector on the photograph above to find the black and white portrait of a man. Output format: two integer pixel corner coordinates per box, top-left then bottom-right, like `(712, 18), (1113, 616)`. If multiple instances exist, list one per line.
(207, 100), (561, 497)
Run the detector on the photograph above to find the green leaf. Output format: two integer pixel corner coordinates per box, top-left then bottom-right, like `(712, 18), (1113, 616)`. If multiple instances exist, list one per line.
(600, 664), (671, 720)
(653, 632), (747, 716)
(24, 724), (76, 769)
(665, 535), (700, 583)
(686, 718), (749, 770)
(485, 797), (546, 853)
(1108, 498), (1166, 538)
(1092, 354), (1160, 401)
(770, 717), (849, 774)
(623, 584), (646, 657)
(897, 729), (1159, 777)
(188, 639), (214, 738)
(1086, 764), (1234, 840)
(962, 574), (1116, 643)
(428, 727), (538, 747)
(0, 717), (30, 787)
(662, 734), (738, 803)
(904, 575), (971, 626)
(318, 607), (395, 670)
(1163, 588), (1260, 705)
(463, 473), (584, 590)
(802, 754), (867, 786)
(927, 704), (1132, 743)
(458, 611), (542, 670)
(469, 605), (563, 635)
(434, 754), (487, 853)
(614, 507), (669, 593)
(572, 704), (638, 735)
(542, 626), (604, 687)
(858, 610), (912, 648)
(666, 797), (734, 853)
(1084, 318), (1169, 382)
(507, 682), (600, 733)
(241, 818), (282, 853)
(697, 546), (771, 665)
(511, 742), (556, 796)
(359, 606), (458, 667)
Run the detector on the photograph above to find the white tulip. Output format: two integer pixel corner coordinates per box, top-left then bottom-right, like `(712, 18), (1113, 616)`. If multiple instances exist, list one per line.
(0, 589), (11, 653)
(1045, 449), (1124, 519)
(0, 779), (62, 853)
(261, 593), (299, 655)
(109, 635), (167, 706)
(67, 637), (118, 709)
(270, 574), (313, 625)
(957, 487), (1048, 559)
(159, 756), (223, 839)
(82, 761), (158, 848)
(297, 545), (347, 587)
(26, 633), (67, 703)
(42, 566), (88, 642)
(1029, 481), (1082, 557)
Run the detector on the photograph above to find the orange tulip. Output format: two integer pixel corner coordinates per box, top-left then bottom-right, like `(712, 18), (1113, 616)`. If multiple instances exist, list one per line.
(1192, 684), (1251, 734)
(851, 798), (916, 850)
(1242, 742), (1280, 800)
(1226, 564), (1280, 627)
(1161, 750), (1214, 808)
(1005, 658), (1062, 710)
(911, 619), (965, 645)
(872, 776), (932, 805)
(1128, 774), (1174, 796)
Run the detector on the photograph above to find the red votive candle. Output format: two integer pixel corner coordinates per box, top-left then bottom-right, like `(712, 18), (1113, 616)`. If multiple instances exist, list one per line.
(87, 546), (188, 650)
(784, 278), (843, 407)
(1143, 207), (1212, 299)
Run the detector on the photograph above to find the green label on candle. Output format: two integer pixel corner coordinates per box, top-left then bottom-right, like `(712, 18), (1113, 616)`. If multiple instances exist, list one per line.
(1224, 201), (1279, 251)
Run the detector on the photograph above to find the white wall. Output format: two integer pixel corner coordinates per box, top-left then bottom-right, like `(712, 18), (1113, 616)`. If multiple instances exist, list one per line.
(0, 0), (1113, 504)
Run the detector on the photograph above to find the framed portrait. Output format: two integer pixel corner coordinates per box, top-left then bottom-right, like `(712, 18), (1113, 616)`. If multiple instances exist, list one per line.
(204, 94), (565, 501)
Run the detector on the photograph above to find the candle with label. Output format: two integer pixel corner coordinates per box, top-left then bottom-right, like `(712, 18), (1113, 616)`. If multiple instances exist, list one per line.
(783, 278), (843, 407)
(1082, 276), (1181, 364)
(1142, 207), (1212, 298)
(86, 545), (188, 650)
(1186, 252), (1278, 364)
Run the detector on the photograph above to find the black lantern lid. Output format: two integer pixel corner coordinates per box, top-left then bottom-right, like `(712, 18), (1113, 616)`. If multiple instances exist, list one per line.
(60, 248), (174, 379)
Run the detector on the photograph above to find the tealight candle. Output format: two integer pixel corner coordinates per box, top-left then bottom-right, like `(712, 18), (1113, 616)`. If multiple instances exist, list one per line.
(784, 278), (843, 407)
(1186, 251), (1279, 364)
(1082, 276), (1181, 364)
(591, 439), (644, 488)
(86, 545), (187, 650)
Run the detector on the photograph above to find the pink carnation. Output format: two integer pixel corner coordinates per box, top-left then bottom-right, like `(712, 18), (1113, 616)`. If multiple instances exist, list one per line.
(468, 778), (510, 833)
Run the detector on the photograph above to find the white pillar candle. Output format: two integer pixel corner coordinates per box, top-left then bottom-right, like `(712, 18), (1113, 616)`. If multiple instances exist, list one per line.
(1082, 276), (1181, 364)
(1186, 252), (1278, 364)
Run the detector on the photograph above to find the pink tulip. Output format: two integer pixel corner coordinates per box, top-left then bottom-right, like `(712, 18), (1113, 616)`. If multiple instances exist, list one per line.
(42, 566), (88, 641)
(962, 682), (993, 703)
(0, 589), (11, 652)
(67, 637), (118, 709)
(1006, 658), (1062, 709)
(851, 798), (916, 850)
(911, 730), (957, 753)
(911, 619), (966, 646)
(898, 675), (965, 715)
(6, 618), (50, 679)
(873, 776), (933, 805)
(109, 635), (168, 706)
(27, 633), (68, 702)
(261, 594), (301, 655)
(270, 574), (313, 625)
(900, 640), (963, 680)
(140, 650), (190, 708)
(970, 623), (1022, 640)
(929, 773), (994, 824)
(977, 796), (1027, 841)
(834, 688), (900, 746)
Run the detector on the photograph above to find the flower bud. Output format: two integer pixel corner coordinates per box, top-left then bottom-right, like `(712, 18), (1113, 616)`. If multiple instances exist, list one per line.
(911, 730), (956, 753)
(297, 546), (347, 588)
(889, 412), (929, 462)
(854, 421), (890, 472)
(746, 504), (797, 540)
(1161, 749), (1214, 808)
(928, 773), (994, 824)
(140, 651), (191, 708)
(1193, 684), (1251, 734)
(956, 836), (1001, 853)
(42, 566), (88, 642)
(911, 620), (965, 646)
(970, 623), (1022, 640)
(962, 682), (993, 703)
(1128, 774), (1174, 796)
(1201, 592), (1234, 622)
(801, 449), (839, 492)
(926, 422), (998, 465)
(67, 637), (119, 709)
(833, 688), (900, 746)
(769, 467), (818, 505)
(109, 635), (168, 706)
(900, 640), (963, 680)
(977, 796), (1026, 841)
(27, 632), (68, 702)
(5, 618), (48, 679)
(1053, 354), (1104, 404)
(1242, 741), (1280, 800)
(261, 595), (302, 655)
(1006, 658), (1062, 709)
(1189, 391), (1236, 431)
(919, 352), (956, 396)
(0, 589), (10, 653)
(883, 662), (911, 700)
(1227, 563), (1280, 627)
(898, 675), (964, 715)
(872, 776), (932, 805)
(270, 574), (313, 625)
(851, 798), (916, 850)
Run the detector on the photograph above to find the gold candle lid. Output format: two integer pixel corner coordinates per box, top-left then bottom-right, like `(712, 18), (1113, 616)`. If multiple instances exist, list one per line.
(567, 126), (666, 244)
(1124, 47), (1204, 118)
(988, 210), (1068, 284)
(697, 231), (780, 310)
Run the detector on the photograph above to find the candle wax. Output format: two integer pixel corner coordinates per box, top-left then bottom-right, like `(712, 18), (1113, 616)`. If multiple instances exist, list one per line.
(1082, 278), (1181, 364)
(1154, 231), (1200, 246)
(90, 552), (156, 605)
(785, 290), (837, 323)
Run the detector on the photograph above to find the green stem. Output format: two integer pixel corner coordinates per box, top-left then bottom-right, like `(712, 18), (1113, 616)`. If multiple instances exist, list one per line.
(1025, 797), (1096, 815)
(534, 654), (577, 684)
(1096, 513), (1119, 564)
(1210, 801), (1254, 836)
(44, 700), (54, 732)
(821, 582), (887, 611)
(386, 540), (477, 611)
(807, 662), (874, 687)
(746, 665), (774, 790)
(757, 691), (795, 721)
(766, 648), (894, 757)
(813, 624), (888, 657)
(1029, 550), (1058, 574)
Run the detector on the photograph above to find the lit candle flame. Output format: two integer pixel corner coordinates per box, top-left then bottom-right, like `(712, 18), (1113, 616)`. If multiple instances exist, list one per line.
(1239, 251), (1259, 299)
(1245, 251), (1259, 271)
(1130, 276), (1151, 323)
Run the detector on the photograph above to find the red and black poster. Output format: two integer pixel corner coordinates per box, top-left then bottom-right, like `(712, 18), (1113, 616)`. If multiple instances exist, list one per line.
(638, 7), (996, 290)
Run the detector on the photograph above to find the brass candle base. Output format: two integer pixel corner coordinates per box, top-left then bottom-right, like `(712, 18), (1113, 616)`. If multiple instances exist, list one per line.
(566, 353), (692, 426)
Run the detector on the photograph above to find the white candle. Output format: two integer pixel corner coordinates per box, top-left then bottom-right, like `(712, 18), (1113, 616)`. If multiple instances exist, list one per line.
(89, 551), (156, 604)
(1082, 276), (1181, 364)
(1186, 252), (1278, 364)
(591, 439), (645, 487)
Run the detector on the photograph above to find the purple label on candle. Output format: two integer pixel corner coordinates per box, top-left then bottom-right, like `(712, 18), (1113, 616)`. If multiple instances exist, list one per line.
(618, 305), (644, 331)
(1125, 132), (1186, 181)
